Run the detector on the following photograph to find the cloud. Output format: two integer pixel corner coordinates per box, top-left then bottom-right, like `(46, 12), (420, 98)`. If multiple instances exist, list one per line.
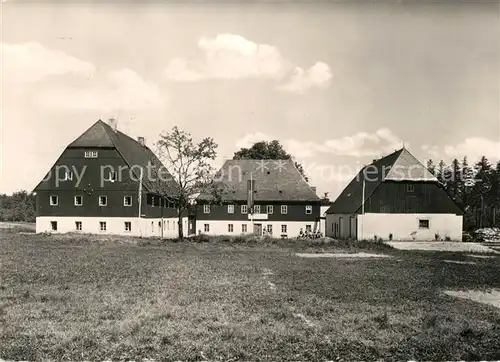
(164, 33), (331, 93)
(36, 68), (164, 112)
(235, 128), (404, 159)
(421, 138), (500, 162)
(276, 62), (332, 94)
(1, 42), (95, 83)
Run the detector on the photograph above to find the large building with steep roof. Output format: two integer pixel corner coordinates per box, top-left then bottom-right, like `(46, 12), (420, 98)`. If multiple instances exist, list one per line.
(195, 159), (321, 237)
(33, 119), (189, 237)
(325, 147), (463, 241)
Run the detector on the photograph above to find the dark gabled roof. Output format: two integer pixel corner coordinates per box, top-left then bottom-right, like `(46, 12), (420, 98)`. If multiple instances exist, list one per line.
(200, 159), (320, 202)
(326, 147), (439, 214)
(35, 120), (179, 196)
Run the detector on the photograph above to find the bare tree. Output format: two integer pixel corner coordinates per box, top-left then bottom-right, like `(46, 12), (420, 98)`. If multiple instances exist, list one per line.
(149, 126), (223, 239)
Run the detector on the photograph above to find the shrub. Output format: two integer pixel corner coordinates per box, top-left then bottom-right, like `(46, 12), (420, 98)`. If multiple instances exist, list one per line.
(388, 233), (393, 241)
(435, 233), (440, 241)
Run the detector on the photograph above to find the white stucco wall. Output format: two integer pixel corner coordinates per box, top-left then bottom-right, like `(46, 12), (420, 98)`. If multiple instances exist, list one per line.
(357, 213), (463, 241)
(36, 216), (189, 238)
(195, 220), (321, 238)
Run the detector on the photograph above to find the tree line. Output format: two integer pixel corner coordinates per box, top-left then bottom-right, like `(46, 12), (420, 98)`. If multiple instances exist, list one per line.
(0, 191), (36, 223)
(426, 156), (500, 230)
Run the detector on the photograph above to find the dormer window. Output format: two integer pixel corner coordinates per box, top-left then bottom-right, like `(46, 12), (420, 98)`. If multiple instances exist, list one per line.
(64, 171), (73, 181)
(84, 151), (98, 158)
(305, 205), (312, 214)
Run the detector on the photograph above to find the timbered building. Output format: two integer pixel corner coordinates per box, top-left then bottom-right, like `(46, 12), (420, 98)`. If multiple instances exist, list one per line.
(196, 159), (321, 237)
(325, 147), (463, 241)
(33, 119), (189, 237)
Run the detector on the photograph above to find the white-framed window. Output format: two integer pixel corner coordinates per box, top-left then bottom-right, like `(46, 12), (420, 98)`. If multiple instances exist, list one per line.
(74, 195), (83, 206)
(99, 196), (107, 206)
(281, 224), (287, 233)
(110, 171), (117, 182)
(228, 224), (234, 232)
(407, 184), (415, 192)
(204, 223), (210, 232)
(267, 205), (274, 214)
(266, 224), (273, 233)
(50, 195), (58, 206)
(305, 225), (312, 232)
(305, 205), (312, 214)
(241, 205), (248, 214)
(227, 204), (235, 214)
(242, 224), (247, 233)
(203, 204), (210, 213)
(64, 171), (73, 181)
(84, 151), (98, 158)
(50, 221), (57, 231)
(99, 221), (106, 231)
(281, 205), (288, 214)
(124, 196), (132, 206)
(419, 219), (430, 229)
(124, 221), (131, 232)
(253, 205), (261, 214)
(75, 221), (82, 231)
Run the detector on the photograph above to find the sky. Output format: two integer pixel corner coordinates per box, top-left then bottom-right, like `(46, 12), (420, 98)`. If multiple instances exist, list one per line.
(1, 1), (499, 199)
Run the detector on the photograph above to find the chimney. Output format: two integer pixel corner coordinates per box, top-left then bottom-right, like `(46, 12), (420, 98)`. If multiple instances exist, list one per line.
(108, 118), (118, 132)
(137, 136), (145, 146)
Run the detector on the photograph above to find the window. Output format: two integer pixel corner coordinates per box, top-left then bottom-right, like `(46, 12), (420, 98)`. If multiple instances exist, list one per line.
(306, 225), (312, 232)
(151, 196), (156, 207)
(253, 205), (261, 214)
(51, 221), (57, 231)
(281, 224), (287, 233)
(241, 205), (248, 214)
(281, 205), (288, 214)
(107, 171), (117, 182)
(50, 195), (58, 206)
(228, 224), (234, 232)
(242, 224), (247, 233)
(99, 222), (106, 231)
(124, 196), (132, 206)
(125, 221), (131, 232)
(158, 221), (161, 229)
(64, 171), (73, 181)
(99, 196), (107, 206)
(267, 224), (273, 234)
(228, 204), (235, 214)
(167, 220), (170, 230)
(74, 195), (83, 206)
(75, 221), (82, 231)
(267, 205), (274, 214)
(204, 224), (210, 232)
(84, 151), (98, 158)
(203, 205), (210, 213)
(151, 221), (154, 232)
(407, 184), (415, 192)
(419, 219), (430, 229)
(305, 205), (312, 214)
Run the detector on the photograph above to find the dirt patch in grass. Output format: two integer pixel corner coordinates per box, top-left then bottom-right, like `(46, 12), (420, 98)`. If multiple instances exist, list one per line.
(295, 252), (392, 258)
(387, 241), (498, 254)
(443, 260), (477, 265)
(444, 290), (500, 309)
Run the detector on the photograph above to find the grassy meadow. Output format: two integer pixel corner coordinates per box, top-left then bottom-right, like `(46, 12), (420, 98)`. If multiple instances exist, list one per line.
(1, 231), (500, 360)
